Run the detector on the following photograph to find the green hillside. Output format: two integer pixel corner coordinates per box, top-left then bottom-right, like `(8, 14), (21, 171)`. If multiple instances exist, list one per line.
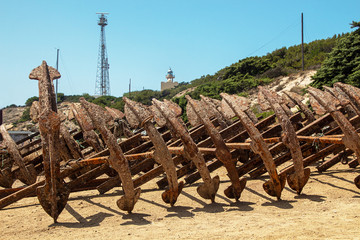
(311, 21), (360, 88)
(22, 21), (360, 123)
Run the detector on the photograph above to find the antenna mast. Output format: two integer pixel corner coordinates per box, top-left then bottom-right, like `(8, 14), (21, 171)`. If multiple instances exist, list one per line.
(95, 12), (110, 96)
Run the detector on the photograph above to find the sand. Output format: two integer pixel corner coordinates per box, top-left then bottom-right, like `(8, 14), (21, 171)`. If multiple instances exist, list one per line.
(1, 163), (360, 240)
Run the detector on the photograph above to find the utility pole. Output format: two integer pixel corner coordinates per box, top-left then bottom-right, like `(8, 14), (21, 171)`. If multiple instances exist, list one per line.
(301, 12), (304, 71)
(129, 78), (131, 97)
(55, 48), (59, 104)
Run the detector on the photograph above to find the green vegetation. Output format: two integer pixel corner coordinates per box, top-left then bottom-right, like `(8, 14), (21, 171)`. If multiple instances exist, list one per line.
(25, 96), (39, 107)
(18, 107), (31, 123)
(311, 21), (360, 88)
(22, 23), (352, 122)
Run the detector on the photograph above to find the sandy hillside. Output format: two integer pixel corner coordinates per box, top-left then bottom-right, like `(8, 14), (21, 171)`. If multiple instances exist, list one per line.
(1, 162), (359, 240)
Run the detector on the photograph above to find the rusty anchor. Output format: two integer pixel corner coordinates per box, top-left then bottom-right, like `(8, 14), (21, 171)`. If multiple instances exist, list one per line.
(80, 98), (141, 212)
(37, 111), (69, 222)
(29, 61), (70, 222)
(258, 89), (294, 117)
(334, 82), (360, 114)
(152, 98), (220, 202)
(0, 125), (37, 186)
(323, 86), (359, 117)
(59, 125), (84, 159)
(105, 106), (133, 140)
(283, 91), (315, 124)
(123, 97), (183, 206)
(308, 86), (360, 189)
(186, 95), (247, 200)
(71, 103), (104, 152)
(200, 95), (232, 128)
(259, 87), (310, 194)
(221, 93), (286, 199)
(220, 94), (258, 124)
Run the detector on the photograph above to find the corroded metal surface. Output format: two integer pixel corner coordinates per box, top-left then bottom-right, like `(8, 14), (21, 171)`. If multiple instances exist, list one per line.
(29, 61), (69, 223)
(259, 86), (310, 194)
(105, 106), (125, 119)
(37, 110), (69, 222)
(164, 99), (182, 117)
(284, 91), (315, 124)
(0, 125), (36, 186)
(323, 86), (360, 118)
(123, 97), (183, 206)
(4, 61), (360, 221)
(60, 125), (83, 159)
(152, 98), (220, 202)
(308, 86), (360, 189)
(71, 103), (104, 152)
(323, 86), (350, 107)
(200, 95), (228, 129)
(30, 101), (40, 122)
(186, 99), (202, 127)
(29, 61), (60, 113)
(334, 82), (360, 113)
(81, 98), (141, 212)
(186, 95), (247, 201)
(258, 88), (293, 116)
(281, 93), (296, 108)
(309, 95), (327, 115)
(221, 93), (286, 199)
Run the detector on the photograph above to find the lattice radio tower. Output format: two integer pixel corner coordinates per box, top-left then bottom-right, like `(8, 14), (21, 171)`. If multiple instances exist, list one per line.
(95, 13), (110, 96)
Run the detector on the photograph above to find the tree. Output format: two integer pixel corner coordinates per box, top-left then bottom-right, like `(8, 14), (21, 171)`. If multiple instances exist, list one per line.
(311, 21), (360, 88)
(25, 96), (39, 106)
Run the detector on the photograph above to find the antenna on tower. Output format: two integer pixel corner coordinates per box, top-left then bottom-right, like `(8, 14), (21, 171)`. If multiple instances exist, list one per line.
(95, 12), (110, 96)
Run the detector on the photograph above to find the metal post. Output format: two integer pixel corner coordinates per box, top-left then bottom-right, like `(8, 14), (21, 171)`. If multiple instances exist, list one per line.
(55, 48), (59, 104)
(129, 78), (131, 97)
(301, 13), (304, 71)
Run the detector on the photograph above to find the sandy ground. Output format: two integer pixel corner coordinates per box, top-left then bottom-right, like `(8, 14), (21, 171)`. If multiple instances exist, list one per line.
(1, 163), (360, 240)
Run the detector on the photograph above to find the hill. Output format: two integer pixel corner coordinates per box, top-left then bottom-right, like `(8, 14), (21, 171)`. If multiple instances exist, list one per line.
(3, 23), (355, 129)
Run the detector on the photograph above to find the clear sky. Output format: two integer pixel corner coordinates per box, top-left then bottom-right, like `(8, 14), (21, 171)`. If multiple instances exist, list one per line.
(1, 0), (359, 108)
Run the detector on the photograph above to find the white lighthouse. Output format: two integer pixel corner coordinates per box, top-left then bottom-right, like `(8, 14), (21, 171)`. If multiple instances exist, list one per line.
(161, 67), (179, 91)
(166, 68), (175, 83)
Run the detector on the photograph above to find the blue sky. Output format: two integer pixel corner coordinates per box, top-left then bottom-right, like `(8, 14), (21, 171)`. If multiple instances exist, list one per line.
(1, 0), (359, 108)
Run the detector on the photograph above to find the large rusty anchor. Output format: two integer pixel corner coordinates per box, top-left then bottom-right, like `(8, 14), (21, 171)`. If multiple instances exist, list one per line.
(221, 93), (286, 199)
(152, 98), (220, 202)
(186, 95), (247, 200)
(29, 61), (70, 222)
(80, 98), (141, 212)
(37, 111), (69, 222)
(259, 87), (310, 194)
(123, 97), (183, 206)
(308, 86), (360, 189)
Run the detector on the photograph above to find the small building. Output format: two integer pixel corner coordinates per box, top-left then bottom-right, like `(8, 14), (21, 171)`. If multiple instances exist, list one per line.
(161, 68), (179, 91)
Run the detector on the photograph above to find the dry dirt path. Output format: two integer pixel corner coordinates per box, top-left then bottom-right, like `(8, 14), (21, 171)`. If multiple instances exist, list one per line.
(1, 163), (360, 240)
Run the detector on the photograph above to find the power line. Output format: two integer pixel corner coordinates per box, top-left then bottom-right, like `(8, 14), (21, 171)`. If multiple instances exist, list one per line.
(59, 51), (75, 94)
(246, 19), (299, 57)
